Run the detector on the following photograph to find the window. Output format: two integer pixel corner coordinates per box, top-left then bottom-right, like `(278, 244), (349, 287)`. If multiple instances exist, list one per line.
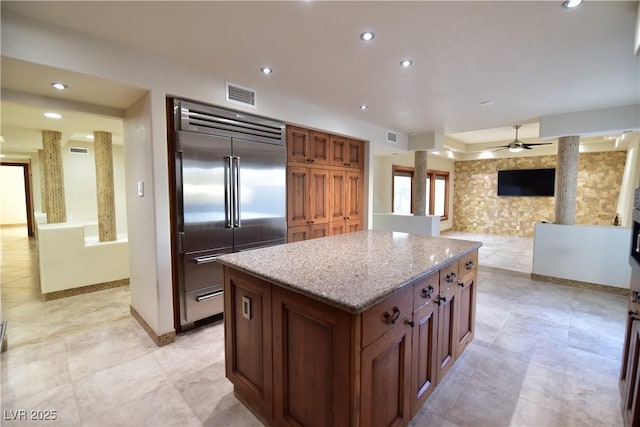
(391, 165), (450, 220)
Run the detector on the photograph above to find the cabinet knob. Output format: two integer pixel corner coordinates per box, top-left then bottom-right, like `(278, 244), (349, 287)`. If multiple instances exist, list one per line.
(630, 311), (640, 321)
(465, 261), (474, 270)
(421, 285), (434, 299)
(633, 291), (640, 303)
(383, 306), (400, 325)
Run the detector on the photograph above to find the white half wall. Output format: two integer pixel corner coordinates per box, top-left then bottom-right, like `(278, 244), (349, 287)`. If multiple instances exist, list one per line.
(533, 222), (632, 288)
(373, 213), (440, 237)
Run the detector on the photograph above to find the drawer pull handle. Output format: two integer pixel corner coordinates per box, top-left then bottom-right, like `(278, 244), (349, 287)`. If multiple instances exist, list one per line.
(458, 281), (464, 287)
(405, 319), (415, 328)
(445, 272), (457, 283)
(633, 291), (640, 303)
(196, 290), (223, 302)
(465, 261), (474, 270)
(436, 295), (447, 305)
(194, 254), (223, 264)
(421, 285), (434, 299)
(630, 311), (640, 321)
(383, 306), (400, 325)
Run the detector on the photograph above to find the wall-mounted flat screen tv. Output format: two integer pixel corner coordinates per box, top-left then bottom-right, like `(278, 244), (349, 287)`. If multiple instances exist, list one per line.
(497, 168), (555, 197)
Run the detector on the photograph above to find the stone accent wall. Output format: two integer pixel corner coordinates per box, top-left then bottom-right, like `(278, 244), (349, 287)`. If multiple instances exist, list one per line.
(42, 130), (66, 223)
(453, 151), (626, 237)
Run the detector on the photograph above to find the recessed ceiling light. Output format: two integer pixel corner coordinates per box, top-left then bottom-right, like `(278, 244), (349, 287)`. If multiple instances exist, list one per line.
(561, 0), (583, 8)
(400, 59), (413, 68)
(51, 82), (68, 90)
(260, 66), (272, 75)
(480, 100), (495, 106)
(360, 31), (375, 42)
(44, 112), (62, 119)
(359, 105), (368, 110)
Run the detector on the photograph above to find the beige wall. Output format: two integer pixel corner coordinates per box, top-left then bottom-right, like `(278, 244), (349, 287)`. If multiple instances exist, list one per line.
(453, 151), (627, 237)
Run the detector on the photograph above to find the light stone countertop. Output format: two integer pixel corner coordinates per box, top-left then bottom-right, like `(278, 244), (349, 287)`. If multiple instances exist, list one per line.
(217, 230), (482, 314)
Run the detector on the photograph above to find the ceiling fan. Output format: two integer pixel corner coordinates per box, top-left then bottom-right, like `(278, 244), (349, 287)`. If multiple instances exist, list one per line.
(490, 125), (553, 153)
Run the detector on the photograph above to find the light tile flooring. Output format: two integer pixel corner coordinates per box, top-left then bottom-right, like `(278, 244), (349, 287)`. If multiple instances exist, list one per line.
(1, 226), (627, 426)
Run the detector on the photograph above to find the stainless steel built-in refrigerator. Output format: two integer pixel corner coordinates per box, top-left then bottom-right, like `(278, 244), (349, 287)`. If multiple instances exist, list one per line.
(171, 99), (286, 328)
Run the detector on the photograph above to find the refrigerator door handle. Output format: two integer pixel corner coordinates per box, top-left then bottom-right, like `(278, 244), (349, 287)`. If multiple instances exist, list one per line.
(224, 156), (233, 228)
(232, 156), (241, 228)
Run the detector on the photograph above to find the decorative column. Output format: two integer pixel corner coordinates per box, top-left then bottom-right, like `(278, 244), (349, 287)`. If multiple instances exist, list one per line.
(412, 150), (428, 216)
(554, 135), (580, 225)
(42, 130), (66, 223)
(37, 149), (46, 213)
(94, 131), (117, 242)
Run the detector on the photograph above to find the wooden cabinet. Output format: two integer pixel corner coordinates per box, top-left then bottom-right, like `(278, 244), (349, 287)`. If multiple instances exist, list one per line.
(621, 271), (640, 427)
(410, 273), (439, 415)
(329, 170), (364, 232)
(286, 167), (330, 228)
(223, 250), (478, 427)
(287, 126), (330, 165)
(224, 269), (273, 420)
(331, 136), (364, 169)
(287, 125), (365, 242)
(272, 286), (353, 427)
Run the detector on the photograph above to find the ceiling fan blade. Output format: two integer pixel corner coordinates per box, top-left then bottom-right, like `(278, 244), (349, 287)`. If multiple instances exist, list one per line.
(487, 145), (510, 149)
(523, 146), (533, 150)
(523, 143), (553, 146)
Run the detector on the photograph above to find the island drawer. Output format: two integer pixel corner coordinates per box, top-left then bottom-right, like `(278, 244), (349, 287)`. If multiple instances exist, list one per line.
(439, 260), (460, 290)
(362, 285), (412, 348)
(413, 272), (439, 312)
(459, 250), (478, 274)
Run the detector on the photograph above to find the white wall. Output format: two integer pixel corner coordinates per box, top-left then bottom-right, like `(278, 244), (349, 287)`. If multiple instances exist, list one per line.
(2, 12), (414, 336)
(373, 152), (455, 231)
(0, 165), (27, 225)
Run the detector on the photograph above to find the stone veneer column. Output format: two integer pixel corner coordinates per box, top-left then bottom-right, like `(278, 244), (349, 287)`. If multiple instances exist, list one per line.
(554, 135), (580, 225)
(37, 149), (46, 213)
(94, 131), (117, 242)
(412, 150), (428, 216)
(42, 130), (66, 223)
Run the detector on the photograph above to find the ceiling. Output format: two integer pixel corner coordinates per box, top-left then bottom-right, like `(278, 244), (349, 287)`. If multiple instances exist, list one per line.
(1, 1), (639, 159)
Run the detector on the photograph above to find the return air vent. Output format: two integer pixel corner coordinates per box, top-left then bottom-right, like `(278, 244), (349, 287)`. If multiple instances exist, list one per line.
(226, 82), (257, 108)
(69, 147), (88, 154)
(387, 130), (398, 144)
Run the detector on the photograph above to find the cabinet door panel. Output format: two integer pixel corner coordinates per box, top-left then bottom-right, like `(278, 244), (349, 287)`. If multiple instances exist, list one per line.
(330, 171), (346, 222)
(346, 139), (364, 169)
(330, 135), (347, 166)
(455, 272), (476, 357)
(273, 287), (352, 427)
(623, 319), (640, 427)
(309, 169), (330, 224)
(361, 322), (412, 427)
(224, 268), (273, 420)
(436, 284), (458, 383)
(346, 219), (361, 233)
(329, 222), (346, 236)
(287, 167), (308, 227)
(346, 172), (363, 222)
(287, 126), (309, 163)
(309, 131), (330, 165)
(309, 223), (330, 240)
(287, 226), (308, 243)
(411, 302), (439, 416)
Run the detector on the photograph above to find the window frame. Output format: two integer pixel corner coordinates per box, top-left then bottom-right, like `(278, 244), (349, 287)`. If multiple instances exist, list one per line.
(391, 164), (450, 221)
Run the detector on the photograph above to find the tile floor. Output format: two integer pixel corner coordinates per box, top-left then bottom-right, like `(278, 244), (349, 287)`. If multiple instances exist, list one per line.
(0, 226), (627, 426)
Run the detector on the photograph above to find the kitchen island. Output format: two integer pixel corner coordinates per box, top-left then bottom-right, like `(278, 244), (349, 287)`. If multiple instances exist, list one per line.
(217, 230), (481, 427)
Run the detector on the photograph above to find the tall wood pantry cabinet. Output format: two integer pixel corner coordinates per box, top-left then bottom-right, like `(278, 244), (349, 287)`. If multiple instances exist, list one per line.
(286, 125), (364, 242)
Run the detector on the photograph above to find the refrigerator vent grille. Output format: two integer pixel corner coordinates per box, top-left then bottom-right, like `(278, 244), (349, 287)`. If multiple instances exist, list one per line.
(226, 83), (256, 107)
(69, 147), (88, 154)
(179, 100), (285, 145)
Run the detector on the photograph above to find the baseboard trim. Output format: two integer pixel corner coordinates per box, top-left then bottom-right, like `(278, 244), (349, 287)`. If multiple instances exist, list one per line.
(41, 278), (129, 301)
(530, 273), (627, 296)
(130, 305), (176, 347)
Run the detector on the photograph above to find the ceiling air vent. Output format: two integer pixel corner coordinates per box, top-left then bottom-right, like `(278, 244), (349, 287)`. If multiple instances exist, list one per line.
(226, 82), (257, 108)
(69, 147), (88, 154)
(387, 130), (398, 144)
